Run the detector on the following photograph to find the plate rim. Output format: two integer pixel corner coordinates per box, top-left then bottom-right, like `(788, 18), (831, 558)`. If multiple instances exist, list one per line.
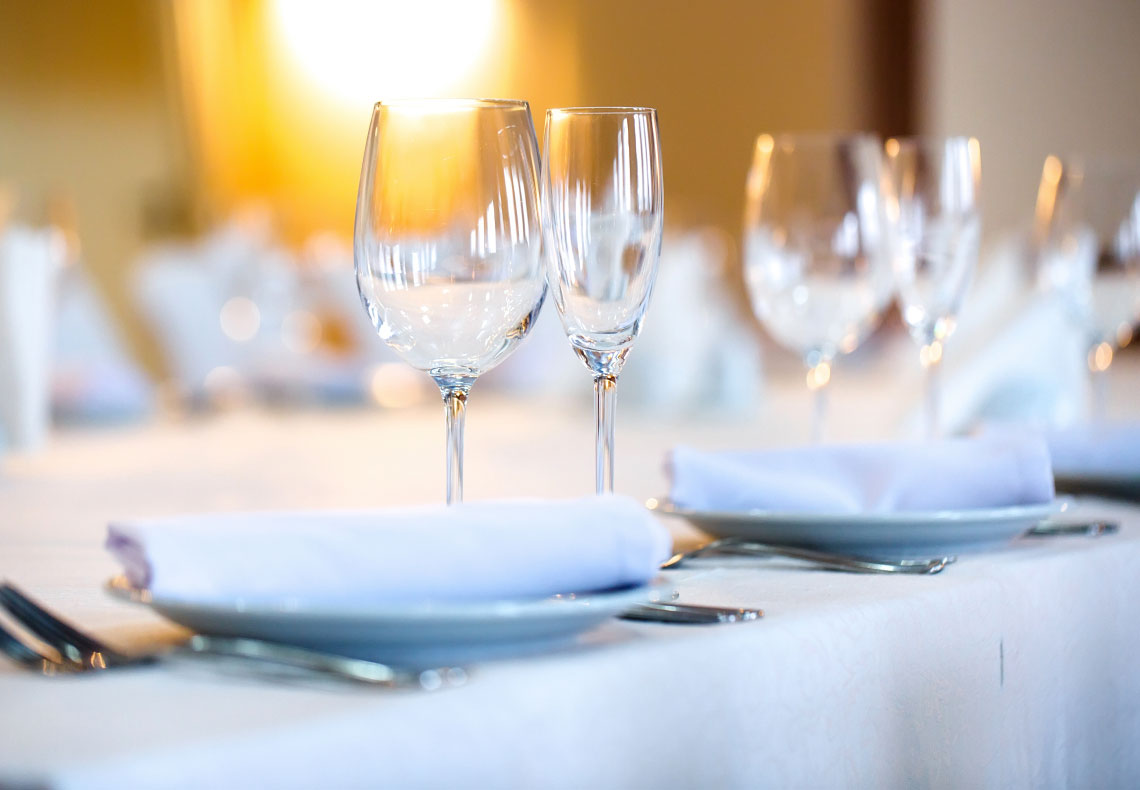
(105, 574), (657, 624)
(646, 497), (1068, 525)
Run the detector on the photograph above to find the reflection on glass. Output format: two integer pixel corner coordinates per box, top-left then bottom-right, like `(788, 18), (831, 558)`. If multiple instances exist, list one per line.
(542, 107), (663, 493)
(1035, 154), (1140, 418)
(743, 133), (895, 442)
(886, 136), (981, 439)
(354, 99), (546, 503)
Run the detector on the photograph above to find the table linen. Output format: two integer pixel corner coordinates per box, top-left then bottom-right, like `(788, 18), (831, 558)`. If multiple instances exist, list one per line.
(1, 397), (1138, 789)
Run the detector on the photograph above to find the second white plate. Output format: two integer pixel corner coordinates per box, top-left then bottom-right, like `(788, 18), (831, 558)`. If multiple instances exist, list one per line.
(107, 576), (657, 666)
(648, 498), (1067, 558)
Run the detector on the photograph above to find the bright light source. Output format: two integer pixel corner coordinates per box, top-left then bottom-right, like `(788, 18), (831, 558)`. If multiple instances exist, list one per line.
(273, 0), (499, 107)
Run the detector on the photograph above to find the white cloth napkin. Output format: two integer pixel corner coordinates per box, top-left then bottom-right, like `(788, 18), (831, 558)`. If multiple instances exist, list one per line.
(668, 435), (1055, 514)
(0, 226), (65, 450)
(1046, 422), (1140, 479)
(106, 496), (671, 606)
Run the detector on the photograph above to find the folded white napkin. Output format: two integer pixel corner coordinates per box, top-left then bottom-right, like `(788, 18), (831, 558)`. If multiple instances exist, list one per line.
(1046, 422), (1140, 479)
(106, 496), (671, 606)
(668, 435), (1054, 514)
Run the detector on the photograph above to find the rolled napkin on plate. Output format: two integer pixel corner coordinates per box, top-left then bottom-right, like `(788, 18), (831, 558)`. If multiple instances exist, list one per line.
(1046, 422), (1140, 480)
(668, 434), (1055, 514)
(106, 496), (671, 607)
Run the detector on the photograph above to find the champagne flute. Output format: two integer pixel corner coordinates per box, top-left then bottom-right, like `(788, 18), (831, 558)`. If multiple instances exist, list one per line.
(354, 99), (546, 504)
(542, 107), (663, 494)
(885, 136), (982, 439)
(1035, 154), (1140, 418)
(743, 133), (895, 442)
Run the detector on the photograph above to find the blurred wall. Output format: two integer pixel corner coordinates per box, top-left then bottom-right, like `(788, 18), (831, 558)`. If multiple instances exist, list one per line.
(0, 0), (188, 372)
(919, 0), (1140, 236)
(1, 0), (910, 373)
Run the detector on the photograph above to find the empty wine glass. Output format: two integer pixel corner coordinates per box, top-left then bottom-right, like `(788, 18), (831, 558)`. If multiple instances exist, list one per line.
(542, 107), (663, 494)
(743, 133), (895, 442)
(885, 136), (982, 439)
(1035, 154), (1140, 418)
(354, 99), (546, 504)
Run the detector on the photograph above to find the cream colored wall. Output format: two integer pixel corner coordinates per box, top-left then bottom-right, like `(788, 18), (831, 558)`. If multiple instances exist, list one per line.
(919, 0), (1140, 235)
(1, 0), (898, 371)
(0, 0), (185, 372)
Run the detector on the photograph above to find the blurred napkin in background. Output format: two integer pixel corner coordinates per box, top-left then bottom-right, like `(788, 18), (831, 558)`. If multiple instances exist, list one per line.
(621, 230), (763, 414)
(52, 264), (151, 423)
(133, 213), (396, 407)
(668, 434), (1054, 514)
(1046, 422), (1140, 480)
(0, 225), (65, 451)
(914, 235), (1088, 436)
(106, 496), (671, 606)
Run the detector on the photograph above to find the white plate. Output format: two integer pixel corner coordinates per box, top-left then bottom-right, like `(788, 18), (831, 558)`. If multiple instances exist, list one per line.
(107, 576), (657, 665)
(648, 499), (1068, 558)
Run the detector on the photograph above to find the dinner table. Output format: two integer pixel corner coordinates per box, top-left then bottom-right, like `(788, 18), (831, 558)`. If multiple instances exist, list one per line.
(2, 362), (1139, 789)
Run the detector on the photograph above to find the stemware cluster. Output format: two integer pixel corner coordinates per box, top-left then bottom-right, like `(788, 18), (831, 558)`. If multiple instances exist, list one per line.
(743, 133), (982, 440)
(354, 98), (1138, 498)
(1034, 155), (1140, 415)
(354, 99), (662, 503)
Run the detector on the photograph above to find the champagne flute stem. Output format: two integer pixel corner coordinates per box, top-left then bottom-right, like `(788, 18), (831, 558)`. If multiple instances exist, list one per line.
(442, 387), (469, 505)
(811, 383), (828, 444)
(1091, 365), (1109, 421)
(594, 374), (617, 494)
(807, 361), (831, 444)
(925, 353), (942, 440)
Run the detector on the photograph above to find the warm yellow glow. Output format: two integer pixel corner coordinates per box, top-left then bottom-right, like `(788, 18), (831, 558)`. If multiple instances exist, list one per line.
(1117, 324), (1133, 348)
(967, 137), (982, 187)
(1089, 342), (1114, 372)
(282, 310), (322, 354)
(369, 363), (433, 408)
(1035, 154), (1063, 230)
(806, 361), (831, 391)
(884, 138), (900, 158)
(920, 340), (943, 368)
(273, 0), (499, 107)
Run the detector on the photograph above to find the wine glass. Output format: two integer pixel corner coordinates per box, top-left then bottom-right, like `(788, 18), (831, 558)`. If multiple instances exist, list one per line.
(354, 99), (546, 504)
(743, 133), (895, 443)
(885, 136), (982, 439)
(542, 107), (663, 494)
(1035, 154), (1140, 418)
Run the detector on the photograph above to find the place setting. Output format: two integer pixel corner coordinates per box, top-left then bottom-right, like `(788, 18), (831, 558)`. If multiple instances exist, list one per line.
(3, 102), (1133, 694)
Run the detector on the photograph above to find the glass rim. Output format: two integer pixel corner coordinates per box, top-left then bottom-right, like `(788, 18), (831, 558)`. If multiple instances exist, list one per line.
(373, 98), (530, 111)
(546, 106), (657, 116)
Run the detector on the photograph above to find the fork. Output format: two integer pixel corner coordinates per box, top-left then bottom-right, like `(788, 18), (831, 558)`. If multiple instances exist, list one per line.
(0, 582), (463, 688)
(660, 538), (954, 574)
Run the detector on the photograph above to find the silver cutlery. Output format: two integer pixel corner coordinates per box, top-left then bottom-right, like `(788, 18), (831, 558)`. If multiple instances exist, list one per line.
(1025, 520), (1119, 537)
(0, 582), (464, 688)
(661, 538), (954, 574)
(620, 601), (763, 624)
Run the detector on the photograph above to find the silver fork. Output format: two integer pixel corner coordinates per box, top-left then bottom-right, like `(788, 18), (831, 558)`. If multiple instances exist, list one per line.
(661, 538), (955, 574)
(0, 582), (464, 688)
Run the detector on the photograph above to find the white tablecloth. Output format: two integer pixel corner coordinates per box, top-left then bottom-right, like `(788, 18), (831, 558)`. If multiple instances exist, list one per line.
(1, 394), (1139, 789)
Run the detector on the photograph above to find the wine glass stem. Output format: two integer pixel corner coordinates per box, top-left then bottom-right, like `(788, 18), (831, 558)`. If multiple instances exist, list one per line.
(1092, 365), (1109, 421)
(442, 387), (468, 505)
(811, 381), (828, 444)
(594, 374), (617, 494)
(925, 354), (942, 440)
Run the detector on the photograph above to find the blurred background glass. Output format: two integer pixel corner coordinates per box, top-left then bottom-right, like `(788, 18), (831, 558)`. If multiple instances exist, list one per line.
(1, 0), (1138, 441)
